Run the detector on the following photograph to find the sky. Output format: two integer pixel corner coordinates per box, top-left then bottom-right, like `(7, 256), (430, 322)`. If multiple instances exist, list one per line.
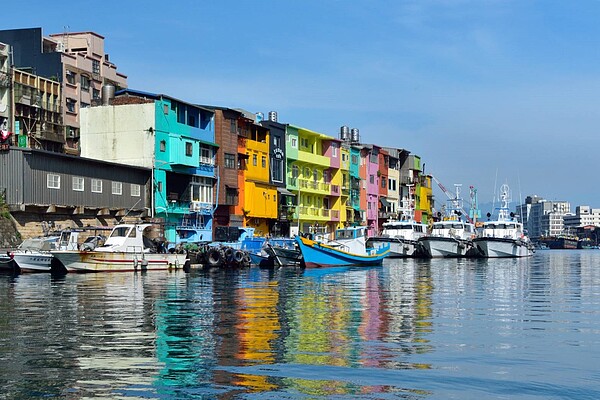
(5, 0), (600, 209)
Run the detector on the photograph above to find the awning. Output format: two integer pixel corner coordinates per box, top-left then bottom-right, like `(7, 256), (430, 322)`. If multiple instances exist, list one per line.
(379, 197), (391, 207)
(238, 153), (249, 159)
(277, 187), (295, 196)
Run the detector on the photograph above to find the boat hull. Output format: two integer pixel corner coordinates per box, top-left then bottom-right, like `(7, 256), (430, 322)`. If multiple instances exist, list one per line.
(52, 250), (187, 272)
(473, 238), (533, 258)
(11, 252), (54, 273)
(296, 236), (389, 268)
(419, 237), (475, 258)
(366, 237), (420, 258)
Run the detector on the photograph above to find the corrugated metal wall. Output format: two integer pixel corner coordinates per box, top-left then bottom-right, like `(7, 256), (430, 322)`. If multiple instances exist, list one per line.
(0, 149), (25, 204)
(0, 148), (150, 210)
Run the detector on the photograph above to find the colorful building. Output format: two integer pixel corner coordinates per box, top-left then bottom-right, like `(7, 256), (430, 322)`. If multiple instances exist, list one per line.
(238, 110), (277, 235)
(286, 124), (339, 237)
(80, 88), (218, 244)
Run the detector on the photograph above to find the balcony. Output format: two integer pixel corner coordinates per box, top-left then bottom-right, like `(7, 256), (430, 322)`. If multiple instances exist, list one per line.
(298, 178), (329, 194)
(298, 150), (330, 167)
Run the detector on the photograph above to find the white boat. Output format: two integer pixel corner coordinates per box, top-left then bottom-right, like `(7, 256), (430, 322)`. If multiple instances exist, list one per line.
(52, 223), (187, 272)
(10, 230), (101, 273)
(418, 184), (478, 258)
(473, 184), (534, 258)
(366, 186), (428, 258)
(10, 235), (60, 273)
(419, 220), (477, 258)
(366, 217), (428, 257)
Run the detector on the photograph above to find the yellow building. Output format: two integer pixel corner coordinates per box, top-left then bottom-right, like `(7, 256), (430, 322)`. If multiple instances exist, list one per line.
(286, 125), (343, 237)
(418, 175), (433, 225)
(243, 120), (277, 235)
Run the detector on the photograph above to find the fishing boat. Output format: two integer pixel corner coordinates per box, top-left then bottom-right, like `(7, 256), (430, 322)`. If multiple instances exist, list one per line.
(366, 184), (427, 257)
(418, 185), (478, 258)
(473, 184), (534, 258)
(51, 223), (187, 272)
(296, 226), (390, 268)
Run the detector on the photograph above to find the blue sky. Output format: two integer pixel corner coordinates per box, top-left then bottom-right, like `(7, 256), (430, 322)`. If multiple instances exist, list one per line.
(6, 1), (600, 209)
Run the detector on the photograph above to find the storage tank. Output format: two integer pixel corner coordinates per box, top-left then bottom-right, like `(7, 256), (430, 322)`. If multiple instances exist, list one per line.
(255, 112), (264, 123)
(340, 125), (350, 141)
(101, 84), (115, 106)
(350, 128), (360, 143)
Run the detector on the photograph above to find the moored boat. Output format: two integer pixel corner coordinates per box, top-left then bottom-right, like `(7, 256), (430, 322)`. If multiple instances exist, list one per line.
(419, 220), (477, 258)
(473, 184), (534, 258)
(296, 226), (390, 268)
(418, 184), (477, 258)
(52, 223), (187, 272)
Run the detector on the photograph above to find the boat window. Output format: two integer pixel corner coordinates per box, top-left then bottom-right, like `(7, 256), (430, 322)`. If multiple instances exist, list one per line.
(452, 224), (463, 229)
(497, 224), (507, 229)
(506, 224), (516, 229)
(110, 226), (130, 238)
(336, 229), (354, 239)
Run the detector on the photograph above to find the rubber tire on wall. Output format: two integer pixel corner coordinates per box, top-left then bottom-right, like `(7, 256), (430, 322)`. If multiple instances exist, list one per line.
(207, 248), (223, 268)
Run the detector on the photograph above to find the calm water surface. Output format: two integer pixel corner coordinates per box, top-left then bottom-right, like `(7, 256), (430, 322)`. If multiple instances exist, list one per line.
(1, 251), (600, 399)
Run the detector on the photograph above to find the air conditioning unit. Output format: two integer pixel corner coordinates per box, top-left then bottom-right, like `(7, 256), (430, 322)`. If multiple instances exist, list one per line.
(67, 129), (76, 138)
(190, 201), (202, 211)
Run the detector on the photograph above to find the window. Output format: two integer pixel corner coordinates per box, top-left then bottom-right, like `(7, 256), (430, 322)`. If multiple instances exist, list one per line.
(291, 137), (297, 148)
(131, 184), (141, 197)
(112, 181), (122, 195)
(92, 59), (100, 75)
(224, 153), (236, 169)
(382, 178), (386, 188)
(185, 142), (193, 157)
(160, 140), (166, 152)
(72, 176), (84, 191)
(272, 158), (283, 182)
(80, 75), (90, 91)
(225, 187), (238, 205)
(332, 143), (338, 157)
(230, 119), (236, 133)
(292, 165), (299, 178)
(261, 156), (266, 168)
(92, 89), (100, 100)
(301, 138), (309, 148)
(66, 98), (76, 113)
(65, 70), (76, 85)
(80, 102), (90, 109)
(253, 154), (257, 166)
(191, 176), (213, 203)
(351, 155), (359, 164)
(91, 179), (102, 193)
(200, 146), (213, 165)
(47, 174), (60, 189)
(342, 153), (347, 162)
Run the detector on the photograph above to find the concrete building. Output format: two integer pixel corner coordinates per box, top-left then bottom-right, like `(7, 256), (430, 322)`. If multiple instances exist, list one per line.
(0, 42), (10, 146)
(0, 28), (127, 154)
(80, 89), (218, 244)
(517, 195), (571, 239)
(564, 206), (600, 229)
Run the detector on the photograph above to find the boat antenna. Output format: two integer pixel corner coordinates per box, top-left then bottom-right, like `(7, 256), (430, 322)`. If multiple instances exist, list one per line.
(117, 198), (142, 223)
(517, 172), (524, 224)
(491, 168), (498, 218)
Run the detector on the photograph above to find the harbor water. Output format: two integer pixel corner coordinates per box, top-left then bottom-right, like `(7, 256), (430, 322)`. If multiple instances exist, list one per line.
(1, 250), (599, 399)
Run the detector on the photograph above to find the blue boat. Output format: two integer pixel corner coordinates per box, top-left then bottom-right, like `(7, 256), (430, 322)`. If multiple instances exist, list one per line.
(295, 226), (390, 268)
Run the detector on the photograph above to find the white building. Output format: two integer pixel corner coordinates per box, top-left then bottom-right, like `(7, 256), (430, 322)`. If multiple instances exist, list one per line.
(517, 195), (570, 239)
(564, 206), (600, 229)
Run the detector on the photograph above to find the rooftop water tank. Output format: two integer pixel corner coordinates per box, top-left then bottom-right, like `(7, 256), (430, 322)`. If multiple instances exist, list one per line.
(340, 125), (350, 141)
(350, 128), (360, 144)
(101, 84), (115, 106)
(255, 112), (264, 123)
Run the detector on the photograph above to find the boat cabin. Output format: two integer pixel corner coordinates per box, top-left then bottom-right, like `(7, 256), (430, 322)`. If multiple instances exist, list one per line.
(481, 222), (524, 240)
(96, 224), (166, 253)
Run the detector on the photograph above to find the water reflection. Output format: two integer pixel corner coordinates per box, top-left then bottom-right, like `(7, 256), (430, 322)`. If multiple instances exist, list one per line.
(1, 250), (600, 398)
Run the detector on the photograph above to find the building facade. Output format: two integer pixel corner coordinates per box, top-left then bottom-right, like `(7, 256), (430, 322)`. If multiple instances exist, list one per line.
(0, 28), (127, 155)
(80, 89), (218, 244)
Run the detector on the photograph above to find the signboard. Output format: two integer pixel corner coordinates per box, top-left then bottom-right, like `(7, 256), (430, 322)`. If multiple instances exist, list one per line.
(14, 121), (19, 135)
(18, 134), (27, 148)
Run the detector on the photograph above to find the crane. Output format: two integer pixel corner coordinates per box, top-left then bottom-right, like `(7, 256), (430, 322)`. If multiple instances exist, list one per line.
(431, 175), (473, 224)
